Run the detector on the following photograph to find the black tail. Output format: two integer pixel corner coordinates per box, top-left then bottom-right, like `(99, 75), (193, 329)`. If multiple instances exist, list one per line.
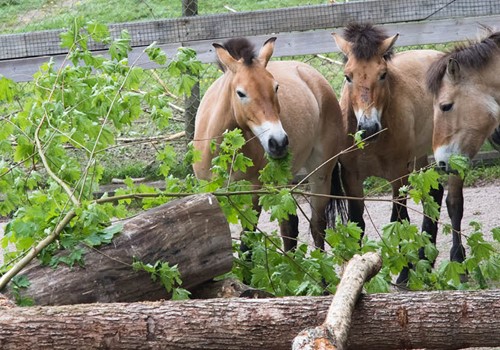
(488, 126), (500, 152)
(326, 161), (349, 228)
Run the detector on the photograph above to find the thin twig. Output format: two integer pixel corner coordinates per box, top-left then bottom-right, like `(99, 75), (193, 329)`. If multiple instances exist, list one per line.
(0, 210), (76, 290)
(315, 54), (344, 66)
(150, 70), (179, 99)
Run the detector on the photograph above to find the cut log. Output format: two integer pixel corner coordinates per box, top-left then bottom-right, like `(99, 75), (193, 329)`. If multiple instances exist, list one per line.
(293, 252), (383, 350)
(3, 194), (233, 305)
(0, 290), (498, 350)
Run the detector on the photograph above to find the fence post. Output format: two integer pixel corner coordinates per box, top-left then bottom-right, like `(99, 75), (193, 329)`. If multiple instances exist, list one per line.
(182, 0), (199, 144)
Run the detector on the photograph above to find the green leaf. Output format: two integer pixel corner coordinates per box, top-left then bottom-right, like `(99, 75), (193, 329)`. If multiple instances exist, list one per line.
(492, 227), (500, 242)
(424, 242), (439, 262)
(438, 260), (466, 286)
(259, 153), (293, 186)
(0, 76), (16, 102)
(364, 270), (390, 293)
(86, 22), (110, 43)
(145, 43), (168, 65)
(449, 154), (470, 179)
(109, 30), (131, 61)
(350, 130), (366, 149)
(12, 274), (31, 288)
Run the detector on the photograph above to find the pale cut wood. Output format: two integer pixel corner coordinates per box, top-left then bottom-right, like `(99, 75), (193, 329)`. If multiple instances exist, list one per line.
(3, 194), (233, 305)
(293, 253), (382, 350)
(3, 14), (500, 82)
(0, 290), (498, 349)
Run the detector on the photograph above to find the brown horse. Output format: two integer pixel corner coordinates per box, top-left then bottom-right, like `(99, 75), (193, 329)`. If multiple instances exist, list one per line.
(193, 37), (343, 251)
(332, 23), (444, 284)
(426, 28), (500, 264)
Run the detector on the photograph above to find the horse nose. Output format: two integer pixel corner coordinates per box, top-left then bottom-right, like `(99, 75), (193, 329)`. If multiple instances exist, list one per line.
(358, 122), (380, 139)
(437, 161), (448, 172)
(268, 134), (289, 159)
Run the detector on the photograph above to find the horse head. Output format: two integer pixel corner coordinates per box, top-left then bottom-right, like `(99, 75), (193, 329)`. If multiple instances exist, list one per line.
(427, 30), (500, 172)
(333, 23), (399, 140)
(214, 37), (289, 159)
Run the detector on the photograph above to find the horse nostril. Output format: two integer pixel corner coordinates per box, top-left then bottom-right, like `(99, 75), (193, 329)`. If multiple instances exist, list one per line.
(268, 135), (289, 158)
(438, 161), (447, 169)
(268, 137), (278, 151)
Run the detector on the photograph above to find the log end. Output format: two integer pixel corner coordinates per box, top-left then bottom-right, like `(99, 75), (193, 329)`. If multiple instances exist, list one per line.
(292, 326), (338, 350)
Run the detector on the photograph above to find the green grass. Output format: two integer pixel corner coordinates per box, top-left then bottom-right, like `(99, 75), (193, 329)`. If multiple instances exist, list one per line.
(0, 0), (330, 34)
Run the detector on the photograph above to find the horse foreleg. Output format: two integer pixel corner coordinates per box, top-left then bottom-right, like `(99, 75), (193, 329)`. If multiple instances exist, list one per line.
(420, 183), (444, 261)
(280, 215), (300, 251)
(390, 179), (410, 223)
(307, 166), (336, 251)
(446, 174), (466, 263)
(341, 167), (365, 235)
(393, 177), (413, 285)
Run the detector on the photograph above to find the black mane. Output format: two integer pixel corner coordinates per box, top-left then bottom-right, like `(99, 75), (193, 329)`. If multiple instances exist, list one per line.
(217, 37), (256, 71)
(426, 27), (500, 96)
(342, 23), (394, 61)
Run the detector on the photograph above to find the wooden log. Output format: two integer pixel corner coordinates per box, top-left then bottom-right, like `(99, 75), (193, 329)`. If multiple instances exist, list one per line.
(293, 252), (382, 350)
(0, 290), (498, 349)
(3, 194), (233, 305)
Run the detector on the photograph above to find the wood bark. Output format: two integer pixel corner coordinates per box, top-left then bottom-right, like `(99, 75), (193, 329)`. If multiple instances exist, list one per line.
(3, 194), (233, 305)
(293, 252), (382, 350)
(0, 290), (498, 350)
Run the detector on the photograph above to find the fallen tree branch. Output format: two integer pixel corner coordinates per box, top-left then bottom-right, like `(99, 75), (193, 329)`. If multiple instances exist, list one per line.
(0, 192), (220, 291)
(0, 289), (498, 349)
(293, 252), (382, 350)
(2, 194), (232, 305)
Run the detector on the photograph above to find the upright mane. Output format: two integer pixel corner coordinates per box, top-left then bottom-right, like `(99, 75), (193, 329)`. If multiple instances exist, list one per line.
(217, 37), (256, 72)
(342, 23), (394, 61)
(426, 28), (500, 95)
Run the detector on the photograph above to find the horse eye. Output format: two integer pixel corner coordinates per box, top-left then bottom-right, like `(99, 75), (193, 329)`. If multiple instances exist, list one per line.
(274, 84), (279, 93)
(236, 90), (246, 99)
(380, 72), (387, 81)
(344, 75), (352, 83)
(440, 103), (453, 112)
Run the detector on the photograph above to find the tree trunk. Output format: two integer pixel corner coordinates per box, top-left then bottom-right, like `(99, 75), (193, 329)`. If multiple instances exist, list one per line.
(0, 290), (498, 349)
(4, 194), (233, 305)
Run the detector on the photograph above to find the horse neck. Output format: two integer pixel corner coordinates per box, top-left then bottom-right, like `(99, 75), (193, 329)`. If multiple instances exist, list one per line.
(208, 74), (239, 136)
(484, 57), (500, 102)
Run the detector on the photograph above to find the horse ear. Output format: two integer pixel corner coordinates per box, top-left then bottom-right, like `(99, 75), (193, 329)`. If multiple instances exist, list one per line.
(446, 58), (461, 81)
(378, 33), (399, 56)
(213, 43), (238, 73)
(258, 37), (277, 67)
(332, 33), (351, 56)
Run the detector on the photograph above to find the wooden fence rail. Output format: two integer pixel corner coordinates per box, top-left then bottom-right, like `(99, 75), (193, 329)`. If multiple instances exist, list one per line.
(1, 0), (500, 82)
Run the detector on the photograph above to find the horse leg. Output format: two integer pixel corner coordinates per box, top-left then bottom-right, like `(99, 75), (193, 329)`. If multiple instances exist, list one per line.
(420, 183), (444, 262)
(446, 174), (466, 263)
(307, 168), (335, 251)
(340, 165), (365, 235)
(280, 215), (300, 251)
(397, 181), (445, 285)
(393, 177), (413, 285)
(390, 178), (410, 223)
